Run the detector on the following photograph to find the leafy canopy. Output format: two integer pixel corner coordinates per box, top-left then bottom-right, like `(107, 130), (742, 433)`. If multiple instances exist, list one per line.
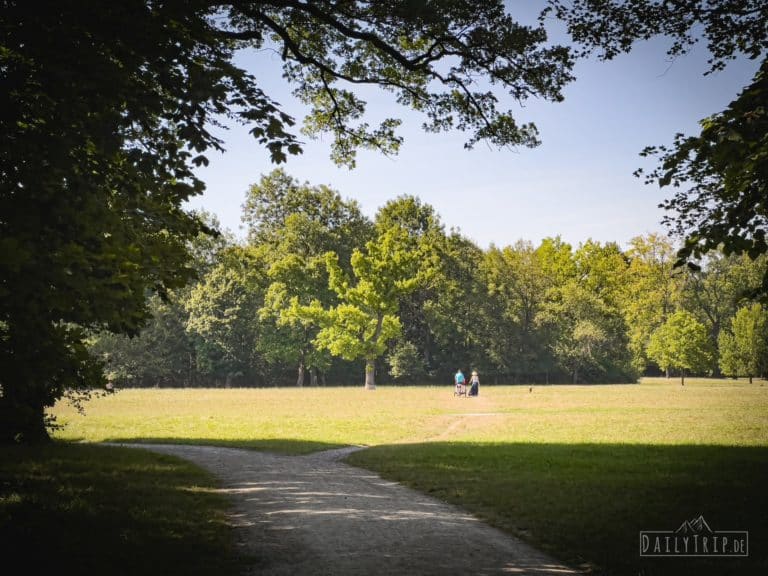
(546, 0), (768, 296)
(647, 310), (712, 383)
(0, 1), (574, 440)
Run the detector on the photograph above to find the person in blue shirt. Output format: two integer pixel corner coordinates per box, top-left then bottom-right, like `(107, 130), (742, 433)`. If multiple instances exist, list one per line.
(454, 369), (466, 396)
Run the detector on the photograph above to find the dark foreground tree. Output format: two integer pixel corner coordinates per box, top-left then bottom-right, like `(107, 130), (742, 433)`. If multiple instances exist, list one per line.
(546, 0), (768, 294)
(1, 1), (574, 441)
(643, 61), (768, 294)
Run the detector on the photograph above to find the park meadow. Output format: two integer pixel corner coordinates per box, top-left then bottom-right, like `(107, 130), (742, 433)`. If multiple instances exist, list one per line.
(8, 378), (761, 575)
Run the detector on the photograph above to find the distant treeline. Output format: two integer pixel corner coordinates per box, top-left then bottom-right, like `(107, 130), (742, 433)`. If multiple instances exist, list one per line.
(89, 170), (768, 388)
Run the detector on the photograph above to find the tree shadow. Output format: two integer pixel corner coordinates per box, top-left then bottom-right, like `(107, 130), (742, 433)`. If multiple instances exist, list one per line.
(98, 436), (346, 455)
(346, 442), (768, 576)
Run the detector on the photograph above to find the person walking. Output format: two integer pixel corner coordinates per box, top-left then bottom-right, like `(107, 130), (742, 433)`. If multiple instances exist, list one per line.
(454, 369), (466, 396)
(468, 370), (480, 396)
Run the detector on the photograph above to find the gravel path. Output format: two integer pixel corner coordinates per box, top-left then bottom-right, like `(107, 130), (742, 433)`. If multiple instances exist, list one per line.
(116, 443), (578, 575)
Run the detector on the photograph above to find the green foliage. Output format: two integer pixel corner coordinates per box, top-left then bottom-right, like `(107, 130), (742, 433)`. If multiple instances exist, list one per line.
(1, 1), (576, 440)
(680, 252), (768, 374)
(546, 0), (767, 73)
(646, 60), (768, 292)
(387, 340), (427, 382)
(423, 232), (489, 380)
(298, 216), (425, 388)
(0, 2), (292, 440)
(89, 296), (195, 388)
(264, 1), (575, 167)
(719, 303), (768, 381)
(547, 1), (768, 296)
(541, 278), (633, 384)
(481, 240), (557, 378)
(246, 169), (373, 385)
(647, 311), (712, 383)
(621, 234), (681, 371)
(185, 246), (271, 385)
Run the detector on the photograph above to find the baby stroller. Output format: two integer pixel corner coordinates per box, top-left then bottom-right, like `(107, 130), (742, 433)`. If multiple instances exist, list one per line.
(454, 372), (467, 396)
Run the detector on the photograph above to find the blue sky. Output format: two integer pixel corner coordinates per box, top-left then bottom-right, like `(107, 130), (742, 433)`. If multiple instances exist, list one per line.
(188, 7), (761, 251)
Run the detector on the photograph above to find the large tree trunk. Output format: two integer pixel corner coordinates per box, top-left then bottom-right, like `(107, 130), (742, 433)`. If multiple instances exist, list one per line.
(364, 357), (376, 390)
(0, 397), (51, 444)
(681, 370), (685, 386)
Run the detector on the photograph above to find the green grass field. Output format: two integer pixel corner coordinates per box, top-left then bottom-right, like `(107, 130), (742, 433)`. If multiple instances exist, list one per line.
(4, 378), (766, 575)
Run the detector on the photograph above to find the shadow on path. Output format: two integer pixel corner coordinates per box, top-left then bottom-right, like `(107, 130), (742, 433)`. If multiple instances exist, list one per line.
(112, 443), (579, 576)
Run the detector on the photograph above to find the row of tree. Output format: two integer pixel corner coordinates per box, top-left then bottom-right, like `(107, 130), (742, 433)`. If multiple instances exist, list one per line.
(90, 170), (768, 388)
(4, 1), (765, 440)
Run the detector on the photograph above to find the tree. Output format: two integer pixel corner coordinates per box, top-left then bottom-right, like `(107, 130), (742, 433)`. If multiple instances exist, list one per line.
(375, 196), (443, 376)
(482, 241), (554, 380)
(89, 296), (196, 388)
(546, 0), (768, 295)
(621, 234), (681, 373)
(680, 251), (768, 374)
(644, 61), (768, 294)
(298, 224), (424, 389)
(245, 169), (372, 386)
(387, 340), (428, 383)
(545, 1), (767, 73)
(647, 311), (712, 385)
(539, 278), (632, 384)
(185, 246), (272, 387)
(423, 232), (490, 382)
(1, 2), (575, 441)
(718, 303), (768, 383)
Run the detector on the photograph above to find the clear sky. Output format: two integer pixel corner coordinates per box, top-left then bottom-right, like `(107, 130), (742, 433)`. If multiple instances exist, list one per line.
(187, 5), (761, 251)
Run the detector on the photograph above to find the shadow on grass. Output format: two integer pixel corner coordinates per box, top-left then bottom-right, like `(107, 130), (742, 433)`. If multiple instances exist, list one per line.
(4, 439), (764, 575)
(0, 441), (246, 576)
(93, 437), (347, 455)
(347, 442), (768, 576)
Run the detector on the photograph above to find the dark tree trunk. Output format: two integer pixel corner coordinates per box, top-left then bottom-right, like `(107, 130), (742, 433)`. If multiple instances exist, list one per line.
(296, 362), (305, 387)
(0, 397), (51, 444)
(364, 357), (376, 390)
(310, 368), (318, 387)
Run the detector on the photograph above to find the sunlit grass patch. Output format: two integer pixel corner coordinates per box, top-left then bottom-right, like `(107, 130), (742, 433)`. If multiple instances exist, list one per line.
(50, 380), (768, 450)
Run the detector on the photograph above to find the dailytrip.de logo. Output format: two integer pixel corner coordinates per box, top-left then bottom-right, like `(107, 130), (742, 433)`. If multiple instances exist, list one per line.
(640, 515), (748, 557)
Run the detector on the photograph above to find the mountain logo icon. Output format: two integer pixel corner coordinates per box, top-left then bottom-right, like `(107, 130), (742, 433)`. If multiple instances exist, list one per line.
(641, 515), (747, 557)
(675, 515), (713, 534)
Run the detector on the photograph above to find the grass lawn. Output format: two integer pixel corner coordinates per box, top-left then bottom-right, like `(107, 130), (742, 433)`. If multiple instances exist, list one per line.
(11, 378), (768, 574)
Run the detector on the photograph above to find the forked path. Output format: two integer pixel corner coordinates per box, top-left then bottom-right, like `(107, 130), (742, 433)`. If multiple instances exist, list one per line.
(119, 443), (578, 575)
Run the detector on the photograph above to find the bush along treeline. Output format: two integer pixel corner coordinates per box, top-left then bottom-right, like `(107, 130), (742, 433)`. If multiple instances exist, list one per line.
(88, 170), (768, 389)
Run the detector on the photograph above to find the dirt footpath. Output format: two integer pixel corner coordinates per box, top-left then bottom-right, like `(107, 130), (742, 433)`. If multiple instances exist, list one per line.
(118, 443), (578, 575)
